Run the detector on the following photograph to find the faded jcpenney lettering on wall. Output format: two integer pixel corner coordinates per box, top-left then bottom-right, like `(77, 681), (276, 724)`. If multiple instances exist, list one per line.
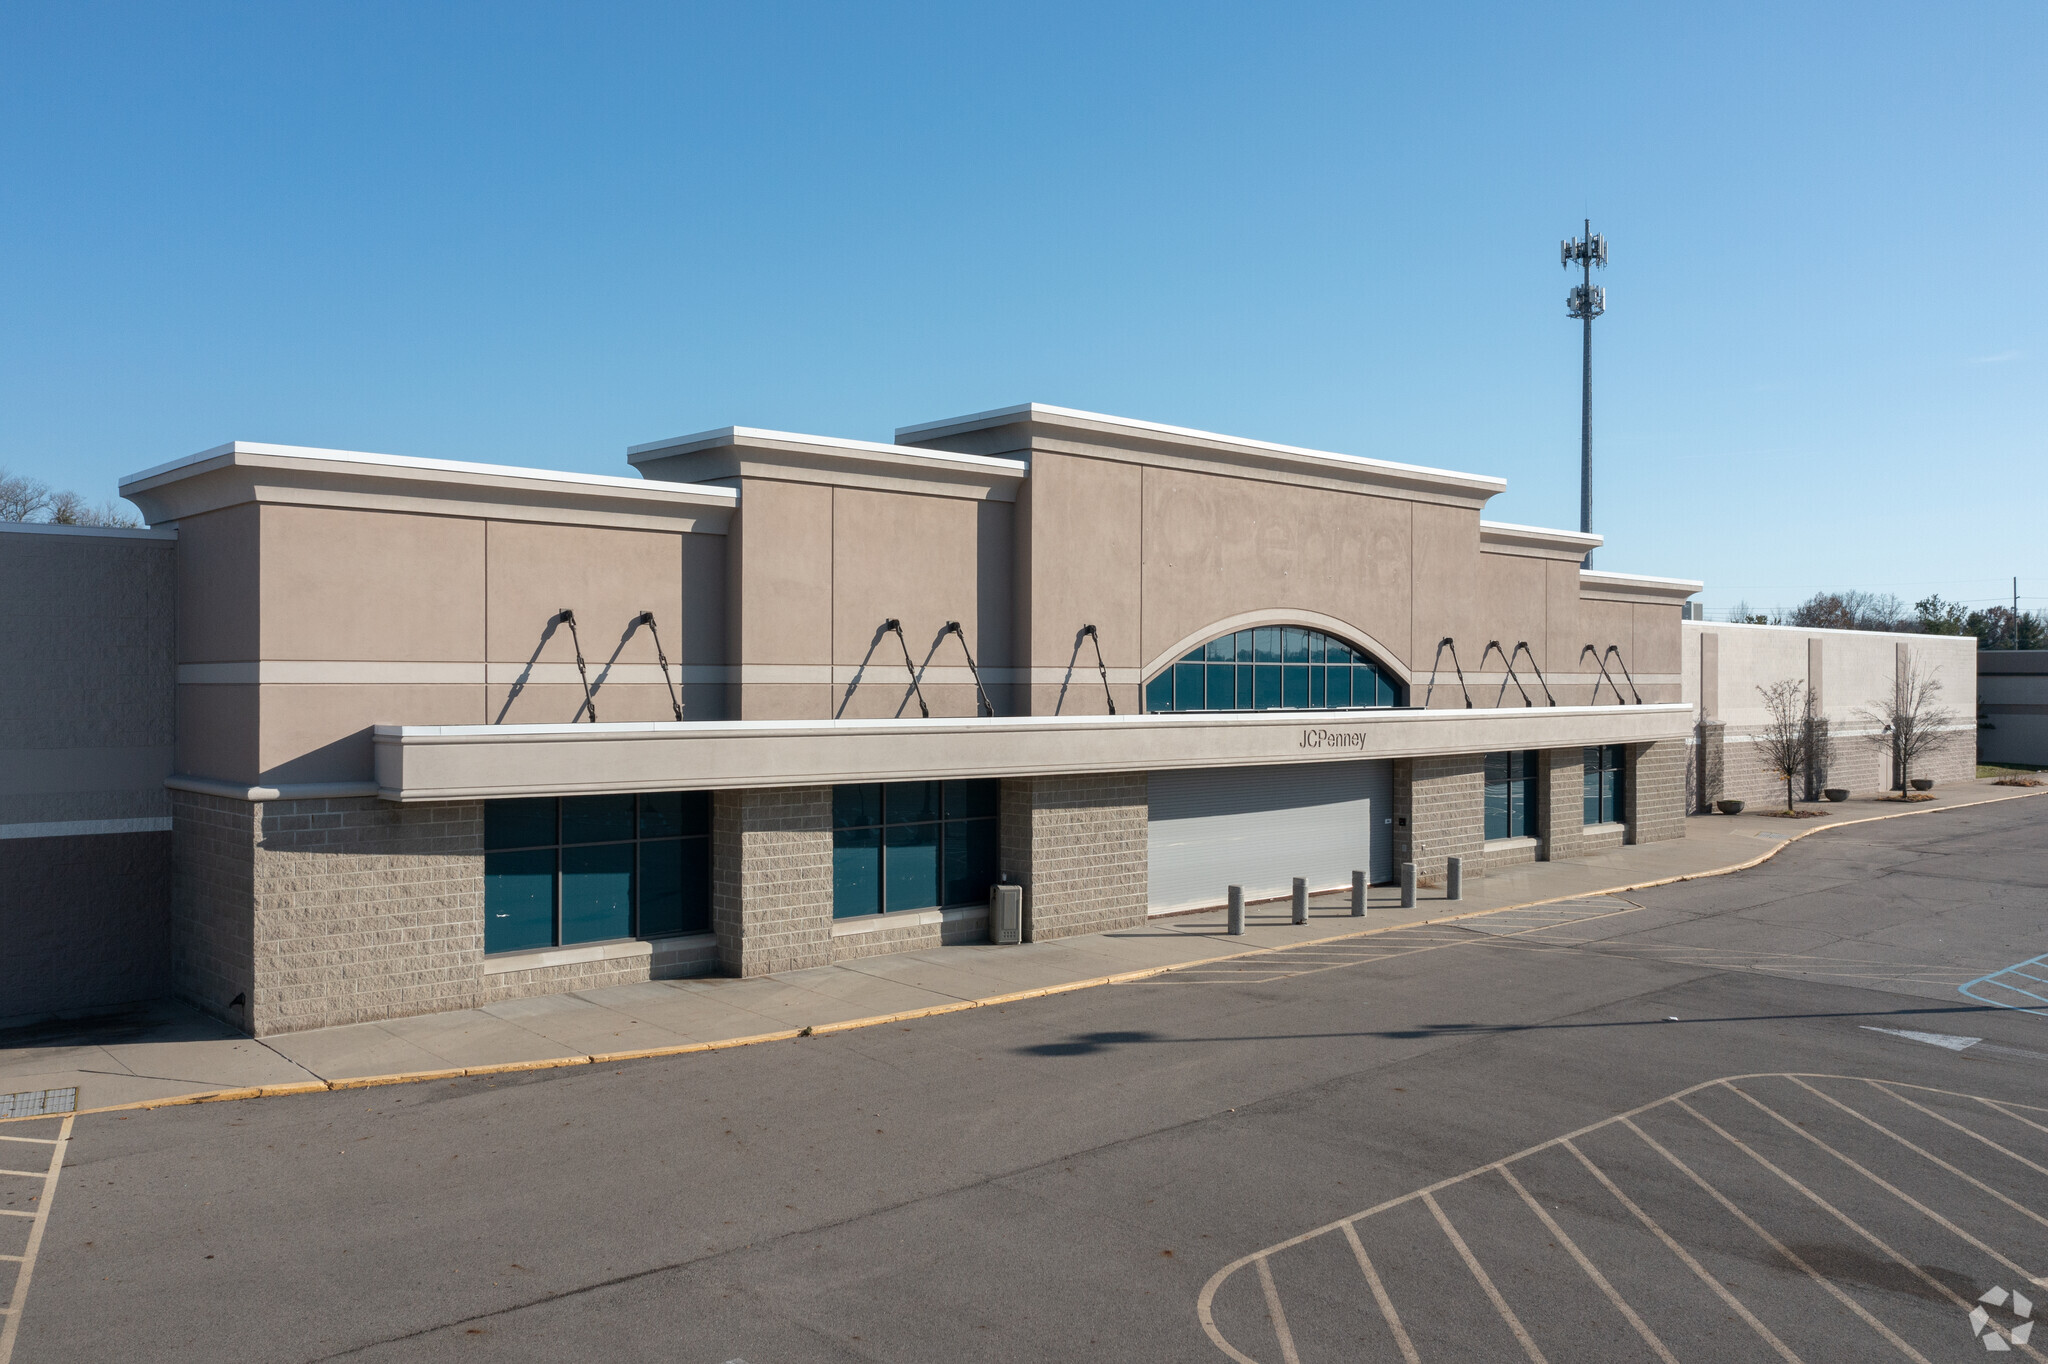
(1299, 728), (1370, 750)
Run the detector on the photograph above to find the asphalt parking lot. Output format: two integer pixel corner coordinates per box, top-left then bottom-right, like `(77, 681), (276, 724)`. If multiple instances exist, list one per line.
(6, 796), (2046, 1362)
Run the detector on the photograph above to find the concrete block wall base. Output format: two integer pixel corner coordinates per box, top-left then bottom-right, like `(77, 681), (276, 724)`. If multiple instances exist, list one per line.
(712, 786), (834, 978)
(1628, 739), (1688, 844)
(1395, 754), (1485, 885)
(1538, 746), (1587, 861)
(1001, 772), (1148, 941)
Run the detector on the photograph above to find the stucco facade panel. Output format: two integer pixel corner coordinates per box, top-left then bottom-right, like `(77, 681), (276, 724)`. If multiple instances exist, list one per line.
(173, 504), (260, 665)
(260, 506), (486, 662)
(732, 479), (833, 670)
(1019, 453), (1142, 714)
(260, 683), (484, 785)
(1139, 465), (1412, 674)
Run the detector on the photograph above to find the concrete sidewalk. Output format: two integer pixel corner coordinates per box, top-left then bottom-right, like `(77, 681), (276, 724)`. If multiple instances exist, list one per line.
(4, 778), (2039, 1119)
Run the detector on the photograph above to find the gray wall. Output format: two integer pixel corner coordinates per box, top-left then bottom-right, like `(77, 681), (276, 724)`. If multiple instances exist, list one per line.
(1, 523), (177, 1020)
(1979, 651), (2048, 767)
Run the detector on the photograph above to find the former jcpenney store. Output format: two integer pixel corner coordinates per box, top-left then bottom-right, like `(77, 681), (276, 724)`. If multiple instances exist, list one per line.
(7, 404), (1761, 1034)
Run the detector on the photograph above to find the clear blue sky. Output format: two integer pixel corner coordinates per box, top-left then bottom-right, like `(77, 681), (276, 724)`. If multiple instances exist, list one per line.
(4, 3), (2040, 616)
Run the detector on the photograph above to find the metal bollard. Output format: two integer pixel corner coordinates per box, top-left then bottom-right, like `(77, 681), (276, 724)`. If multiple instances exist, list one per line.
(1291, 877), (1307, 925)
(1401, 861), (1417, 909)
(1446, 855), (1463, 902)
(1227, 885), (1244, 936)
(1351, 869), (1366, 918)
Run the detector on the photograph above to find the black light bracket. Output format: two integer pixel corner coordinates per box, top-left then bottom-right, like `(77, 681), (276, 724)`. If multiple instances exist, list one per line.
(942, 621), (995, 717)
(558, 609), (598, 722)
(882, 618), (929, 718)
(1079, 624), (1116, 715)
(1581, 643), (1628, 705)
(1422, 637), (1473, 709)
(638, 611), (684, 721)
(1479, 640), (1532, 708)
(1511, 642), (1557, 706)
(1603, 644), (1643, 705)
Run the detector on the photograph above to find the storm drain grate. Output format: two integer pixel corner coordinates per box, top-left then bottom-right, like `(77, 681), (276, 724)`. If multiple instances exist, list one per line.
(0, 1086), (77, 1119)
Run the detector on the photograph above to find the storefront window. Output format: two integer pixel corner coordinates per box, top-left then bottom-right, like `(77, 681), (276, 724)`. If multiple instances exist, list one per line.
(833, 780), (999, 917)
(1584, 745), (1627, 826)
(1143, 627), (1404, 712)
(1485, 751), (1537, 840)
(483, 792), (711, 954)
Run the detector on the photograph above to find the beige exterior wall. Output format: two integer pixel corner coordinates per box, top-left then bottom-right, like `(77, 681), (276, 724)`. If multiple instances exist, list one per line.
(164, 495), (728, 787)
(1682, 622), (1978, 801)
(99, 416), (1710, 1029)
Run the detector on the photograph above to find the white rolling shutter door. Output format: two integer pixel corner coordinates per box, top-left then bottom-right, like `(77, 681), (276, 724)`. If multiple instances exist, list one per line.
(1148, 759), (1394, 913)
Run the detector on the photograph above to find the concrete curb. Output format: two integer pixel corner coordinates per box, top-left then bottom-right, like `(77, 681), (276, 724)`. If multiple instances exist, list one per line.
(11, 787), (2042, 1125)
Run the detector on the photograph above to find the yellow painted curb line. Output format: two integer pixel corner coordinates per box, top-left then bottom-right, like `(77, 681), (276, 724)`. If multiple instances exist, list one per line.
(9, 786), (2042, 1125)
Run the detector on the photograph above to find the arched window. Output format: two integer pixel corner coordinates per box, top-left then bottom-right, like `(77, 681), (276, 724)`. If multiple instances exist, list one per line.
(1143, 626), (1406, 713)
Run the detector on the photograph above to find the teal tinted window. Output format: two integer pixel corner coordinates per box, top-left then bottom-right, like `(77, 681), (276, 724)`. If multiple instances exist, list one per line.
(482, 793), (711, 953)
(1144, 671), (1174, 712)
(1143, 628), (1405, 713)
(884, 822), (942, 912)
(561, 794), (634, 845)
(638, 790), (709, 840)
(1485, 751), (1538, 840)
(484, 849), (555, 953)
(1584, 744), (1627, 825)
(833, 826), (882, 917)
(832, 779), (1000, 917)
(562, 842), (633, 944)
(485, 798), (555, 851)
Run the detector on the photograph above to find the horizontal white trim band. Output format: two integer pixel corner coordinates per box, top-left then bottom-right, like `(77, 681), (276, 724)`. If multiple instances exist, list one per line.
(0, 521), (173, 541)
(0, 816), (172, 840)
(166, 776), (381, 801)
(482, 938), (652, 975)
(170, 660), (1684, 690)
(831, 905), (988, 937)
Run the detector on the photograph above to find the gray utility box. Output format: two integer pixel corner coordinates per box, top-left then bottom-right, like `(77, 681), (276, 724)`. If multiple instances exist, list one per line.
(989, 883), (1024, 945)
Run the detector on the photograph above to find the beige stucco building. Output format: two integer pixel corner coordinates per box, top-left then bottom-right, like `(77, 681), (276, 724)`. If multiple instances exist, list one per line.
(12, 404), (1745, 1034)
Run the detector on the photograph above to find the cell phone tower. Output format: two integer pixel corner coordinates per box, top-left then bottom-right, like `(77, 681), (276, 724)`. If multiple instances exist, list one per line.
(1561, 220), (1608, 568)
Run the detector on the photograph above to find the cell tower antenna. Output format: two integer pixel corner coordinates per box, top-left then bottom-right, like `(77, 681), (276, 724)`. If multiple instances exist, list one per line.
(1561, 219), (1607, 568)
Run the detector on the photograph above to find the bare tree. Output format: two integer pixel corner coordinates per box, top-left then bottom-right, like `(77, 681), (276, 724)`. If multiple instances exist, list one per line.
(1858, 648), (1960, 795)
(46, 490), (140, 528)
(1754, 678), (1809, 813)
(0, 468), (53, 521)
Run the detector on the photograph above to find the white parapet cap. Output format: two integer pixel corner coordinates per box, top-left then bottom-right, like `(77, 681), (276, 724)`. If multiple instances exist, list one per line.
(893, 403), (1510, 502)
(118, 440), (736, 528)
(1578, 568), (1705, 602)
(627, 425), (1029, 501)
(1479, 519), (1603, 559)
(0, 520), (175, 541)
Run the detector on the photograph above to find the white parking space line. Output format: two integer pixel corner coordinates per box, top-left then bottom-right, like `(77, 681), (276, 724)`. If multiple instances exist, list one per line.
(1252, 1258), (1302, 1364)
(1786, 1076), (2048, 1234)
(1561, 1134), (1806, 1364)
(0, 1114), (74, 1364)
(1871, 1080), (2048, 1180)
(1200, 1075), (2048, 1364)
(1497, 1163), (1680, 1364)
(1673, 1096), (2044, 1359)
(1620, 1117), (1935, 1363)
(1421, 1190), (1550, 1364)
(1723, 1081), (2046, 1290)
(1340, 1222), (1420, 1364)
